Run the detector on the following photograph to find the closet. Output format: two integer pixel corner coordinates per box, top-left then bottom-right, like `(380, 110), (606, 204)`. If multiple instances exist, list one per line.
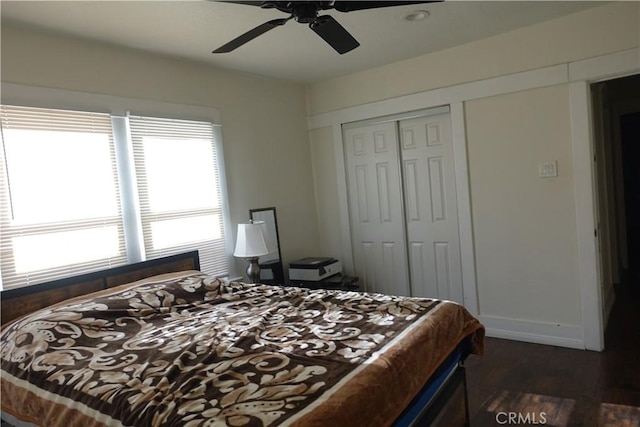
(343, 107), (463, 302)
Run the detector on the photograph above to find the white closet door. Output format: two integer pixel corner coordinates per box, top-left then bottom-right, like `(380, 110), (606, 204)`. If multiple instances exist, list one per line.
(344, 122), (410, 296)
(399, 113), (463, 302)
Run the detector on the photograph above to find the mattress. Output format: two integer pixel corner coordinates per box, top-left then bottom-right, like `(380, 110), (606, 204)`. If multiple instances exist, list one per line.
(1, 271), (484, 426)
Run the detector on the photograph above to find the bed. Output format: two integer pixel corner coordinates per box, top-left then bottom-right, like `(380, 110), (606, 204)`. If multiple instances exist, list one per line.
(0, 252), (484, 426)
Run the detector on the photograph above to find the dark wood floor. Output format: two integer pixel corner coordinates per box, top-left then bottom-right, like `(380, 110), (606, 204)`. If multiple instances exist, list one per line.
(464, 281), (640, 426)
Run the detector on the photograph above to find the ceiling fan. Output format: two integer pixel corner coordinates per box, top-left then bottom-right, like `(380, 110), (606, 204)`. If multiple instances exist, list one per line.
(212, 1), (441, 55)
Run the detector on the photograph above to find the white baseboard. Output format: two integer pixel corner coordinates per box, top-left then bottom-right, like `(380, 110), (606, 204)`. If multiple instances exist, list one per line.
(478, 315), (586, 350)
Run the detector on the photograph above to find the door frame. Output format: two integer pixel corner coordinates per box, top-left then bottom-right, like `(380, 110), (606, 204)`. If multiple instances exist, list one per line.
(587, 81), (640, 337)
(569, 52), (640, 350)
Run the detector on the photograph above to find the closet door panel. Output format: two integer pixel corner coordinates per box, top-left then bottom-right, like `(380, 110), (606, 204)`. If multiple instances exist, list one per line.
(400, 113), (463, 302)
(344, 122), (410, 296)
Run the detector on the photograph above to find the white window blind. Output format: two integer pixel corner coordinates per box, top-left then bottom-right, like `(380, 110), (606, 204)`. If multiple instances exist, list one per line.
(0, 105), (127, 289)
(128, 115), (228, 277)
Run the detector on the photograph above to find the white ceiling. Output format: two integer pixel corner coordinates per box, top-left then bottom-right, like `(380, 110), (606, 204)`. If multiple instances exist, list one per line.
(1, 1), (604, 83)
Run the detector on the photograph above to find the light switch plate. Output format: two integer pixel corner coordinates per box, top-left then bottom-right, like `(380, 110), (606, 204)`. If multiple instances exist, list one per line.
(538, 161), (558, 178)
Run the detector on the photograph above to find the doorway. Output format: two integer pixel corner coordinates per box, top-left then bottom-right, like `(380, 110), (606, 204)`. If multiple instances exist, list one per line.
(590, 74), (640, 344)
(620, 112), (640, 286)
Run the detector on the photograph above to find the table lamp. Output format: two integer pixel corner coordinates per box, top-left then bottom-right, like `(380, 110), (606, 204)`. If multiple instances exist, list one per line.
(233, 222), (270, 283)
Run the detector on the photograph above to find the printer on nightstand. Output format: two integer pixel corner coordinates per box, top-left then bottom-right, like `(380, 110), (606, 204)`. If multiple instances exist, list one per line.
(288, 257), (342, 281)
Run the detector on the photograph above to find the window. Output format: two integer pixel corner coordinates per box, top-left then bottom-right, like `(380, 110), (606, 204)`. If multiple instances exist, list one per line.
(0, 105), (126, 289)
(129, 115), (227, 275)
(0, 105), (229, 290)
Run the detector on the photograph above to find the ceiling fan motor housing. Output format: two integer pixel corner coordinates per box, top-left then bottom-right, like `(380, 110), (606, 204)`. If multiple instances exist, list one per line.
(293, 3), (319, 23)
(260, 1), (332, 23)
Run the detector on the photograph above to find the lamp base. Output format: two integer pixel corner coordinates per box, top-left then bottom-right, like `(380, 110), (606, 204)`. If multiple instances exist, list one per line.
(245, 257), (261, 284)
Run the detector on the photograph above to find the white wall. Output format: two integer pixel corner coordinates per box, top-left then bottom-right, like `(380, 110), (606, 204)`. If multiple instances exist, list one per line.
(304, 2), (640, 348)
(0, 23), (321, 277)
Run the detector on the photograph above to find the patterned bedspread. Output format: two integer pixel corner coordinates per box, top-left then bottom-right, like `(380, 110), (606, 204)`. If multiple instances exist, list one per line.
(1, 271), (484, 427)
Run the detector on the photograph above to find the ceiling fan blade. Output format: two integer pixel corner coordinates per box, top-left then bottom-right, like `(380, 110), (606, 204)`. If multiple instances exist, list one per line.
(333, 1), (441, 13)
(310, 15), (359, 54)
(212, 18), (289, 53)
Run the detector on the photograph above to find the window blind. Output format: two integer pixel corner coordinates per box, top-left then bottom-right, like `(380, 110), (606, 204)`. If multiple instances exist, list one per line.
(0, 105), (127, 289)
(128, 115), (228, 277)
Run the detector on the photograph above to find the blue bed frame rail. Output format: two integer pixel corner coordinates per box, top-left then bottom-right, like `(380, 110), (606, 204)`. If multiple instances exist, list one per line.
(393, 337), (473, 427)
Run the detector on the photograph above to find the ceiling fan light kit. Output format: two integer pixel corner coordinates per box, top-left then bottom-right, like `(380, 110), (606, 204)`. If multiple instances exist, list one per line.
(212, 1), (440, 55)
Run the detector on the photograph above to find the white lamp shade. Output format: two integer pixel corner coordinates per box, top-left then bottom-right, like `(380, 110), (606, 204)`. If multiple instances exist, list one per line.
(233, 222), (270, 258)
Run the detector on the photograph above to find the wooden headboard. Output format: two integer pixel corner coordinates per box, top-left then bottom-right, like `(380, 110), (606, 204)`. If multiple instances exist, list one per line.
(0, 251), (200, 324)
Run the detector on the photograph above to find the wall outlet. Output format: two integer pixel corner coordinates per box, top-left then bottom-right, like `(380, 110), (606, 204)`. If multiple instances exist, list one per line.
(538, 161), (558, 178)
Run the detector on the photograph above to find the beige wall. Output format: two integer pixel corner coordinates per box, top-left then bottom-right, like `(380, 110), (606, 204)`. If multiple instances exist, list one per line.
(309, 126), (342, 258)
(306, 2), (640, 115)
(1, 23), (320, 276)
(465, 85), (580, 325)
(304, 1), (639, 332)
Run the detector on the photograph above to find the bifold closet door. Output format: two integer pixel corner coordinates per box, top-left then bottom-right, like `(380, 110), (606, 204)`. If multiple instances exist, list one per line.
(343, 121), (410, 296)
(399, 113), (463, 303)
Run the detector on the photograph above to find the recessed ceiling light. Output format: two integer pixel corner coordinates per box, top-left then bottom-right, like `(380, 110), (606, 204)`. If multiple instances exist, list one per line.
(402, 10), (430, 22)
